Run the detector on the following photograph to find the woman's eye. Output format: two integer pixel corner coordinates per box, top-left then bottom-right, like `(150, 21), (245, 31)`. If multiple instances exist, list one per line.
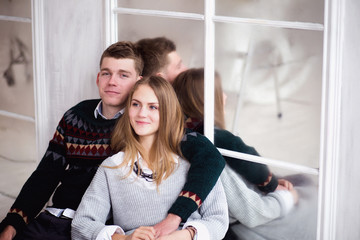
(131, 102), (139, 107)
(150, 105), (158, 110)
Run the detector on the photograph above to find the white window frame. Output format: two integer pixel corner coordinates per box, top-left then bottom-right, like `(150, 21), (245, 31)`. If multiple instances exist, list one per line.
(101, 0), (341, 239)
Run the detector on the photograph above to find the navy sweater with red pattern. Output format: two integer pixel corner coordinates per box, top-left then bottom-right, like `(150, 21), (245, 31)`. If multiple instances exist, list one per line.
(0, 99), (225, 234)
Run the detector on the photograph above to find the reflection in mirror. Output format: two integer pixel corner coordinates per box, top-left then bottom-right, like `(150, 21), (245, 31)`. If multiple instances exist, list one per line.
(0, 21), (33, 116)
(0, 0), (32, 18)
(117, 14), (204, 68)
(216, 0), (324, 24)
(172, 68), (319, 240)
(215, 22), (323, 168)
(117, 0), (203, 14)
(0, 0), (36, 220)
(115, 6), (321, 239)
(229, 167), (319, 240)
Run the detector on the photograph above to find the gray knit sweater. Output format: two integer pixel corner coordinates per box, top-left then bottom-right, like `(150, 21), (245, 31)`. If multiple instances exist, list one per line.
(72, 152), (228, 240)
(221, 165), (294, 228)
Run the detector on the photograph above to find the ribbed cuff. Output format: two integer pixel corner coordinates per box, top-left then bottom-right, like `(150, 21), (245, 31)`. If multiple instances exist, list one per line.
(0, 213), (27, 234)
(168, 196), (198, 222)
(258, 175), (278, 193)
(268, 190), (295, 217)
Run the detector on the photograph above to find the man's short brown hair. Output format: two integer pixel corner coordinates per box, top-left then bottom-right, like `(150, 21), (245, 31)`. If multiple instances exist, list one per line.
(135, 37), (176, 78)
(100, 41), (144, 76)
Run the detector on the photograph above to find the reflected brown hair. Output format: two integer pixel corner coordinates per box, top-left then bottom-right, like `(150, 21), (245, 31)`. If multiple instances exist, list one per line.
(172, 68), (226, 129)
(111, 76), (184, 186)
(136, 37), (176, 78)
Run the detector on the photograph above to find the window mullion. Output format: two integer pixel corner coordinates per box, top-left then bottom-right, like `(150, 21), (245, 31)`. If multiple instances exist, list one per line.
(204, 0), (215, 143)
(105, 0), (118, 47)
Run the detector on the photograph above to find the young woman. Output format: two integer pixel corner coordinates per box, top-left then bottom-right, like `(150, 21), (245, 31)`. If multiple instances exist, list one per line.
(71, 76), (228, 240)
(172, 68), (298, 228)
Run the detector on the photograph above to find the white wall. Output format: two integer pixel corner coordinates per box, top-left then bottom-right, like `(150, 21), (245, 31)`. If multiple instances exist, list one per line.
(34, 0), (104, 156)
(336, 0), (360, 238)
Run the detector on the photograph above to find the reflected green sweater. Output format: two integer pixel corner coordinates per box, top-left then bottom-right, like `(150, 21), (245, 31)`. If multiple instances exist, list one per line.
(185, 118), (278, 193)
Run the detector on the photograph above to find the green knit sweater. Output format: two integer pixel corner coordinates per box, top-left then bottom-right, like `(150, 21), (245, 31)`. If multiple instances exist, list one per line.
(0, 99), (225, 234)
(185, 118), (278, 193)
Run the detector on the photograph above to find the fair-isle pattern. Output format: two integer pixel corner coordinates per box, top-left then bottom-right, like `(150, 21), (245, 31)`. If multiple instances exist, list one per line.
(179, 191), (202, 207)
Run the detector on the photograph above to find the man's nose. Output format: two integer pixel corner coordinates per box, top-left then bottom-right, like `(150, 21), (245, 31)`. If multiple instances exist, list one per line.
(108, 75), (117, 85)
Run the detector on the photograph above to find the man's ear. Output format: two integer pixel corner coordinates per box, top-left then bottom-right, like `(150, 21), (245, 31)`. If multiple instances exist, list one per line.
(156, 72), (165, 78)
(96, 72), (100, 86)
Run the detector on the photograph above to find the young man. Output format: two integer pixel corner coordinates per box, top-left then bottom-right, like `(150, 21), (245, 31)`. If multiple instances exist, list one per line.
(0, 41), (225, 240)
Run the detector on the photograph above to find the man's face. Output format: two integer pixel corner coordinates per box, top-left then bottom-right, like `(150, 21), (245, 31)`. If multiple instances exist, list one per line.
(161, 51), (187, 83)
(96, 57), (141, 115)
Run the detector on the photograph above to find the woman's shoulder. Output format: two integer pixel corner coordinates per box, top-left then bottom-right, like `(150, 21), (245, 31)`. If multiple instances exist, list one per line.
(101, 151), (126, 167)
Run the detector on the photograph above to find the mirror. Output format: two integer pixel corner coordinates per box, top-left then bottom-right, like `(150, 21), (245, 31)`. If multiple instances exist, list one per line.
(116, 1), (322, 239)
(0, 0), (36, 219)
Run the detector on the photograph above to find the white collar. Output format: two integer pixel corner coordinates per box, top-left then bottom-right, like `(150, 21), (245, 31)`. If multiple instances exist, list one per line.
(94, 100), (124, 120)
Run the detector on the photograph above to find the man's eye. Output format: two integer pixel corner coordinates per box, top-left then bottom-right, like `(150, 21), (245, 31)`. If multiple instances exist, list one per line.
(121, 74), (129, 78)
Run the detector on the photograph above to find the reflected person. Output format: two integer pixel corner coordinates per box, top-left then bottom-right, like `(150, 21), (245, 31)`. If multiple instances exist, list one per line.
(172, 68), (299, 228)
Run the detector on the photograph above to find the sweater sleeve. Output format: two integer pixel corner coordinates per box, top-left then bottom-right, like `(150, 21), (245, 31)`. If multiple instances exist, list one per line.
(214, 129), (278, 193)
(184, 178), (229, 240)
(168, 130), (225, 222)
(221, 165), (290, 228)
(71, 166), (112, 240)
(0, 117), (68, 234)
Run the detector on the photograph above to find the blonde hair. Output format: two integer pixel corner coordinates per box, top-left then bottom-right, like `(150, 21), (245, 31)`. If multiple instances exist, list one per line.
(111, 76), (185, 186)
(172, 68), (226, 129)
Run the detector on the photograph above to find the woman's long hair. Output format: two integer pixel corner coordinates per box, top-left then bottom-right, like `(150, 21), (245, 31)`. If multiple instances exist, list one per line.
(111, 76), (185, 186)
(172, 68), (226, 129)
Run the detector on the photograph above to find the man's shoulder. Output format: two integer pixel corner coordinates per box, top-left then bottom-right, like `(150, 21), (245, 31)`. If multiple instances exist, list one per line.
(71, 99), (101, 111)
(64, 99), (100, 116)
(60, 99), (101, 124)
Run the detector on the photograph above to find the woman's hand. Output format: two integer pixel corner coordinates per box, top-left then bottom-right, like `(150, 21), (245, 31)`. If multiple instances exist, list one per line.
(0, 225), (16, 240)
(112, 226), (156, 240)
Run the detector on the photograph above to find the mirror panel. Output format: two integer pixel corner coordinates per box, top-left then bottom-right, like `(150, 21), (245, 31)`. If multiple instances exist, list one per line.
(216, 0), (324, 24)
(117, 14), (205, 68)
(117, 0), (204, 14)
(0, 0), (31, 18)
(215, 22), (323, 168)
(0, 21), (34, 116)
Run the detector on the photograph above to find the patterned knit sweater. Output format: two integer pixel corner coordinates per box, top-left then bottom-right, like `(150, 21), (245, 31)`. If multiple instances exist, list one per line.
(0, 99), (225, 234)
(185, 118), (278, 193)
(72, 152), (229, 240)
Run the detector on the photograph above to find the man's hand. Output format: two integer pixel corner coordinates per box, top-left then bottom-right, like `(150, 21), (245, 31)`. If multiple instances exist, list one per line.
(157, 229), (192, 240)
(153, 214), (181, 237)
(0, 225), (16, 240)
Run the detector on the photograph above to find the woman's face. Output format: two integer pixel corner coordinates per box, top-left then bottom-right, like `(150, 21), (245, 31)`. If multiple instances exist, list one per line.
(129, 84), (160, 144)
